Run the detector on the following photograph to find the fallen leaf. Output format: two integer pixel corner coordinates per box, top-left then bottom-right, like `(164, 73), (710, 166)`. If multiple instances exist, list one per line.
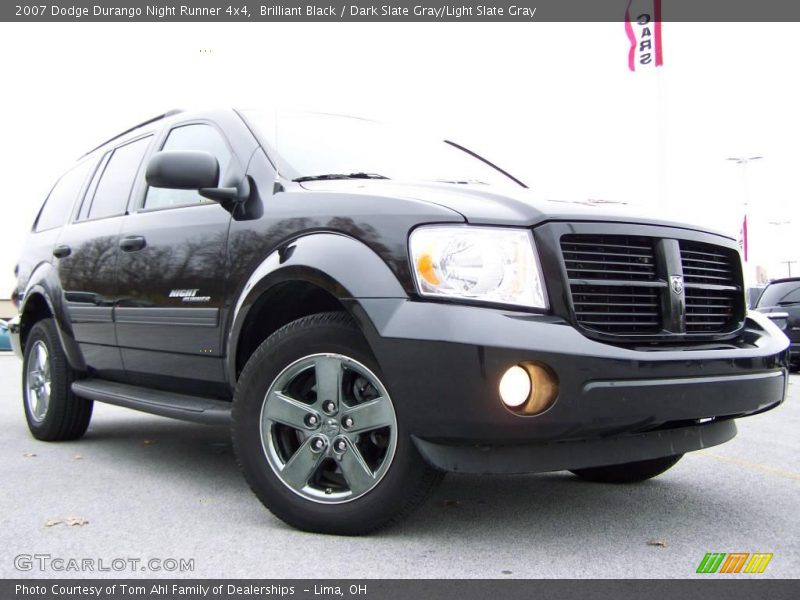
(45, 519), (62, 527)
(65, 517), (89, 527)
(73, 455), (83, 460)
(24, 453), (37, 458)
(647, 539), (667, 548)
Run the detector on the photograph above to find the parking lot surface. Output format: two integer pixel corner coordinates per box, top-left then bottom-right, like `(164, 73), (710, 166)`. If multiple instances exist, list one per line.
(0, 354), (797, 578)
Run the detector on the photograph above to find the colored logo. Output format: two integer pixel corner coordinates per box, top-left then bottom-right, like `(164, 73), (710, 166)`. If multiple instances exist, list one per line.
(696, 552), (773, 574)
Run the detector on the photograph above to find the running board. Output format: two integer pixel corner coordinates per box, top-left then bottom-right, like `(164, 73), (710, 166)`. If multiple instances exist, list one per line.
(71, 380), (231, 426)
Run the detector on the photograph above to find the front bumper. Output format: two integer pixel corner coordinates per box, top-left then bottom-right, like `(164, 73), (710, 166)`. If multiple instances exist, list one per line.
(414, 419), (737, 474)
(353, 300), (788, 471)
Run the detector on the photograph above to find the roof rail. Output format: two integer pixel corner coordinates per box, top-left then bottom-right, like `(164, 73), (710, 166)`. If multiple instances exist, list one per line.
(81, 109), (182, 158)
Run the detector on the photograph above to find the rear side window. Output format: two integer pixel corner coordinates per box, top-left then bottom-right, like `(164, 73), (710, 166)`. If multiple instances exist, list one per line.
(144, 124), (231, 210)
(35, 159), (95, 232)
(82, 136), (152, 221)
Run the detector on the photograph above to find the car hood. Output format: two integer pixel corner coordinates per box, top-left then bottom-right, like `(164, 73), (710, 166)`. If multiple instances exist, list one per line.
(298, 179), (733, 238)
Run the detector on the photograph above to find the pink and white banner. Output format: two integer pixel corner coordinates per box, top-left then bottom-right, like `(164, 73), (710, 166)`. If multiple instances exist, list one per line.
(739, 214), (749, 262)
(625, 0), (663, 71)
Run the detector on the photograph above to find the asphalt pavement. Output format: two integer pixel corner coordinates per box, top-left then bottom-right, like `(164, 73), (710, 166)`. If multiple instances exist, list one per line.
(0, 353), (797, 579)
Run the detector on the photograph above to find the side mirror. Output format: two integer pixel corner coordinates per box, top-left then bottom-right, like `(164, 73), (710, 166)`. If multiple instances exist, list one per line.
(145, 150), (251, 205)
(146, 151), (220, 190)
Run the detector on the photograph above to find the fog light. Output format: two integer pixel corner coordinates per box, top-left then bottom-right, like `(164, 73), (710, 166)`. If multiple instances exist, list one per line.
(499, 362), (559, 416)
(499, 366), (531, 408)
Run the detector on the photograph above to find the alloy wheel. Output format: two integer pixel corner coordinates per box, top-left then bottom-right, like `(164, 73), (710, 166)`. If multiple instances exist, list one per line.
(260, 353), (398, 503)
(25, 340), (51, 423)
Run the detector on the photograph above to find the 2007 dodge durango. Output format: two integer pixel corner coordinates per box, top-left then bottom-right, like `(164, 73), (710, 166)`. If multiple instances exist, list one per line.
(9, 109), (789, 534)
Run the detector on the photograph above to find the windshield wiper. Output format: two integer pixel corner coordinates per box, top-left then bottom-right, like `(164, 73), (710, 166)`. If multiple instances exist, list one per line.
(777, 301), (800, 307)
(293, 172), (389, 183)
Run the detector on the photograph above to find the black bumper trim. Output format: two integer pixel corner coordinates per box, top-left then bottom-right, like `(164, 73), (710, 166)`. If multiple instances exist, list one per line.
(583, 370), (784, 392)
(413, 419), (737, 475)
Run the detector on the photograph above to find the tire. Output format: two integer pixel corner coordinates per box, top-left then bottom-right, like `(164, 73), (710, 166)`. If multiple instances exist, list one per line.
(570, 454), (683, 484)
(232, 312), (442, 535)
(22, 318), (93, 441)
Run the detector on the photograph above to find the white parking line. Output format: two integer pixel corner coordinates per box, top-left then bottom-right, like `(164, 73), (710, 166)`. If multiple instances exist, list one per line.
(697, 451), (800, 482)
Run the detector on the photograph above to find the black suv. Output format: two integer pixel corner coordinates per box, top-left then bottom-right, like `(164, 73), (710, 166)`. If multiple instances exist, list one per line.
(9, 109), (789, 534)
(754, 278), (800, 370)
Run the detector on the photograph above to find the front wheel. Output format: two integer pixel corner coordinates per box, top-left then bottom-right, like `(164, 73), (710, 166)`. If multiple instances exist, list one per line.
(232, 312), (442, 535)
(570, 454), (683, 484)
(22, 318), (93, 441)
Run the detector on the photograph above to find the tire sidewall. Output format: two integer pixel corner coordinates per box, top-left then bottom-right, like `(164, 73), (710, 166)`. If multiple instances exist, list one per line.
(22, 319), (73, 439)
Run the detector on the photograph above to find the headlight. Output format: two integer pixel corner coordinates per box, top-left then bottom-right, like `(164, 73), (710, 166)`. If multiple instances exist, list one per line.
(409, 225), (547, 309)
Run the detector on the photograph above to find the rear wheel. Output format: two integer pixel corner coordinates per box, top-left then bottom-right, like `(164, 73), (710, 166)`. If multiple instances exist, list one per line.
(22, 318), (93, 441)
(232, 312), (442, 535)
(570, 454), (683, 484)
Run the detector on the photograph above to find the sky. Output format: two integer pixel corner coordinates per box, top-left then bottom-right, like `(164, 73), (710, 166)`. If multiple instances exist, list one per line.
(0, 21), (798, 298)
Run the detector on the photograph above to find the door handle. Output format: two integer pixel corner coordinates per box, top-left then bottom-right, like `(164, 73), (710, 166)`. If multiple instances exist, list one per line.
(52, 245), (71, 258)
(119, 236), (147, 252)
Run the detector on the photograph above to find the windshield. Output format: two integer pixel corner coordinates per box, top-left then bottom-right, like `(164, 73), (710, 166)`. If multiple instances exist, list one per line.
(757, 281), (800, 307)
(241, 110), (523, 188)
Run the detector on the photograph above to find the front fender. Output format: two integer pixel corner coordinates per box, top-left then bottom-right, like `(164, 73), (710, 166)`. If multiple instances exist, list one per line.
(20, 262), (86, 371)
(225, 232), (408, 384)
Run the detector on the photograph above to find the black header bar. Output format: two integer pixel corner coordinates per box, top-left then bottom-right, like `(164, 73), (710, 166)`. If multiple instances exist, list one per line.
(4, 0), (800, 22)
(3, 579), (800, 600)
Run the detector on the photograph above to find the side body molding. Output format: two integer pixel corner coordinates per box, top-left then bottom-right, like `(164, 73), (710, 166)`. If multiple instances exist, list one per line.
(225, 232), (408, 386)
(19, 261), (87, 371)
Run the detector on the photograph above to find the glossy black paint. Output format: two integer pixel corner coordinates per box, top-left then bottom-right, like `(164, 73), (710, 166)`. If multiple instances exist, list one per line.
(56, 216), (126, 377)
(351, 299), (787, 443)
(11, 108), (791, 469)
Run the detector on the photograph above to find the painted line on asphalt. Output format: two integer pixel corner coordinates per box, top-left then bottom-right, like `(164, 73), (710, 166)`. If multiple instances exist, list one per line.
(697, 451), (800, 482)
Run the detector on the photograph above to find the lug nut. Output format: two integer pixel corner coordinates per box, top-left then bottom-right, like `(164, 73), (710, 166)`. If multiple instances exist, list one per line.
(333, 439), (347, 453)
(311, 437), (326, 452)
(305, 414), (319, 428)
(322, 400), (337, 415)
(342, 416), (354, 429)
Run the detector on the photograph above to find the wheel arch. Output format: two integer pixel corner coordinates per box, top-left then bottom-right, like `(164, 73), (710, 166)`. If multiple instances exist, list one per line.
(226, 232), (407, 386)
(18, 262), (86, 371)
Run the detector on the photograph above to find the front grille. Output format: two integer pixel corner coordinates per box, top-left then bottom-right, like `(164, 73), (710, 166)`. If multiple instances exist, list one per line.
(561, 235), (657, 281)
(559, 232), (744, 339)
(680, 241), (739, 333)
(680, 242), (736, 284)
(561, 235), (661, 333)
(569, 284), (662, 333)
